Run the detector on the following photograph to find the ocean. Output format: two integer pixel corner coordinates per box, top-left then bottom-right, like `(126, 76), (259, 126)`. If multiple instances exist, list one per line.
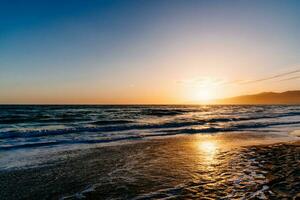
(0, 105), (300, 199)
(1, 105), (300, 152)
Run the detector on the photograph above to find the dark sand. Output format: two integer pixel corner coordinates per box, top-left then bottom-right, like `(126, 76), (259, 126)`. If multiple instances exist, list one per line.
(0, 133), (299, 200)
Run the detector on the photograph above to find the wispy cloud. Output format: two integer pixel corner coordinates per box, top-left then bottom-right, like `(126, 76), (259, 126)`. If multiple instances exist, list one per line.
(177, 77), (226, 87)
(240, 69), (300, 85)
(178, 68), (300, 88)
(222, 79), (249, 85)
(221, 68), (300, 86)
(279, 75), (300, 82)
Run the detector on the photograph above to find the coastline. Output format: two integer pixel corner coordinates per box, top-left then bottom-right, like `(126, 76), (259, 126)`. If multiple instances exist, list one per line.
(0, 132), (299, 199)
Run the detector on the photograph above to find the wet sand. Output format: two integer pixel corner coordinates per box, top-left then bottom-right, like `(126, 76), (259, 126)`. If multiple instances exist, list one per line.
(0, 133), (299, 200)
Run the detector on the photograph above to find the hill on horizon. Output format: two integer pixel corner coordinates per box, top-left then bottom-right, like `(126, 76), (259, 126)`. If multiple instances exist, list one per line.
(214, 90), (300, 105)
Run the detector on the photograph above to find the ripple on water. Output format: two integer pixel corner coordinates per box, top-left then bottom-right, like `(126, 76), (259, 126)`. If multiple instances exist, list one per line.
(1, 134), (299, 200)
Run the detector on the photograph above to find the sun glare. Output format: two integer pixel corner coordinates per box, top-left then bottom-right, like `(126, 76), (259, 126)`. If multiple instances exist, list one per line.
(191, 87), (215, 104)
(199, 141), (217, 154)
(182, 77), (219, 104)
(198, 89), (213, 102)
(197, 140), (219, 163)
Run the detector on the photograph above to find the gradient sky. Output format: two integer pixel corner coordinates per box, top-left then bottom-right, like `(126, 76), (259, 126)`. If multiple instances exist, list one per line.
(1, 0), (300, 104)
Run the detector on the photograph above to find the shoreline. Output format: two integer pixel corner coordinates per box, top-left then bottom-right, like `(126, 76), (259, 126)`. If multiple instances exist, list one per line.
(0, 132), (299, 199)
(0, 130), (298, 170)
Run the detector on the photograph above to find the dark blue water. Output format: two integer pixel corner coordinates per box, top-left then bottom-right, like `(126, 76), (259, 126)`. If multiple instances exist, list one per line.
(1, 105), (300, 151)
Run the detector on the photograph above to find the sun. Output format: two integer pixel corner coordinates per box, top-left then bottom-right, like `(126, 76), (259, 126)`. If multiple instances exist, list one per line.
(182, 77), (220, 103)
(192, 88), (215, 103)
(198, 88), (213, 102)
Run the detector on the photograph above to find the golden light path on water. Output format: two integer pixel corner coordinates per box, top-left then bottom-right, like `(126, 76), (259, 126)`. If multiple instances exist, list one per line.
(199, 141), (218, 154)
(195, 139), (222, 176)
(7, 132), (296, 200)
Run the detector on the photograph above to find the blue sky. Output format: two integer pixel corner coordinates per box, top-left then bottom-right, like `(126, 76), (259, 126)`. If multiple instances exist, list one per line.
(1, 0), (300, 103)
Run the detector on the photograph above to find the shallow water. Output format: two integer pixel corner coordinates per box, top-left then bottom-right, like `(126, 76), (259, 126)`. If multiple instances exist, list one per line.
(1, 105), (300, 170)
(0, 135), (299, 199)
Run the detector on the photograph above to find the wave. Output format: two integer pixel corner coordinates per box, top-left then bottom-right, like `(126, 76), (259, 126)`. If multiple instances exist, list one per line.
(0, 141), (63, 150)
(0, 136), (145, 151)
(1, 115), (300, 140)
(0, 122), (203, 139)
(161, 121), (300, 134)
(0, 115), (88, 124)
(1, 120), (300, 151)
(91, 120), (134, 125)
(1, 109), (299, 125)
(1, 105), (300, 151)
(141, 108), (192, 116)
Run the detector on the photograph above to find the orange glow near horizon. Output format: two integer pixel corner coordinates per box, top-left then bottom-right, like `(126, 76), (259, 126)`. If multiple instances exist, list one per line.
(1, 1), (300, 105)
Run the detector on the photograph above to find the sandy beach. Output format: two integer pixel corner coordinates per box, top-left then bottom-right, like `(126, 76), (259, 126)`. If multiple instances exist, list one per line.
(1, 132), (299, 200)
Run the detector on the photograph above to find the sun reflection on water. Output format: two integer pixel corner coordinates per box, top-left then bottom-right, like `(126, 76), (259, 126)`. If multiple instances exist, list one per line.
(200, 141), (217, 153)
(198, 140), (219, 164)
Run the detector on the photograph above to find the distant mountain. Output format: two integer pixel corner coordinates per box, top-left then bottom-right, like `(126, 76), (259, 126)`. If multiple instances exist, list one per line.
(214, 90), (300, 104)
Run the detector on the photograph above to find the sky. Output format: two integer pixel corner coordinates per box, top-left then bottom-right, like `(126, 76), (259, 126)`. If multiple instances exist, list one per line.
(1, 0), (300, 104)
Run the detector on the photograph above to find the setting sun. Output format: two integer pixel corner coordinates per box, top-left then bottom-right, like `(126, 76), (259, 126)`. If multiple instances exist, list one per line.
(190, 86), (217, 104)
(181, 77), (220, 104)
(197, 89), (214, 102)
